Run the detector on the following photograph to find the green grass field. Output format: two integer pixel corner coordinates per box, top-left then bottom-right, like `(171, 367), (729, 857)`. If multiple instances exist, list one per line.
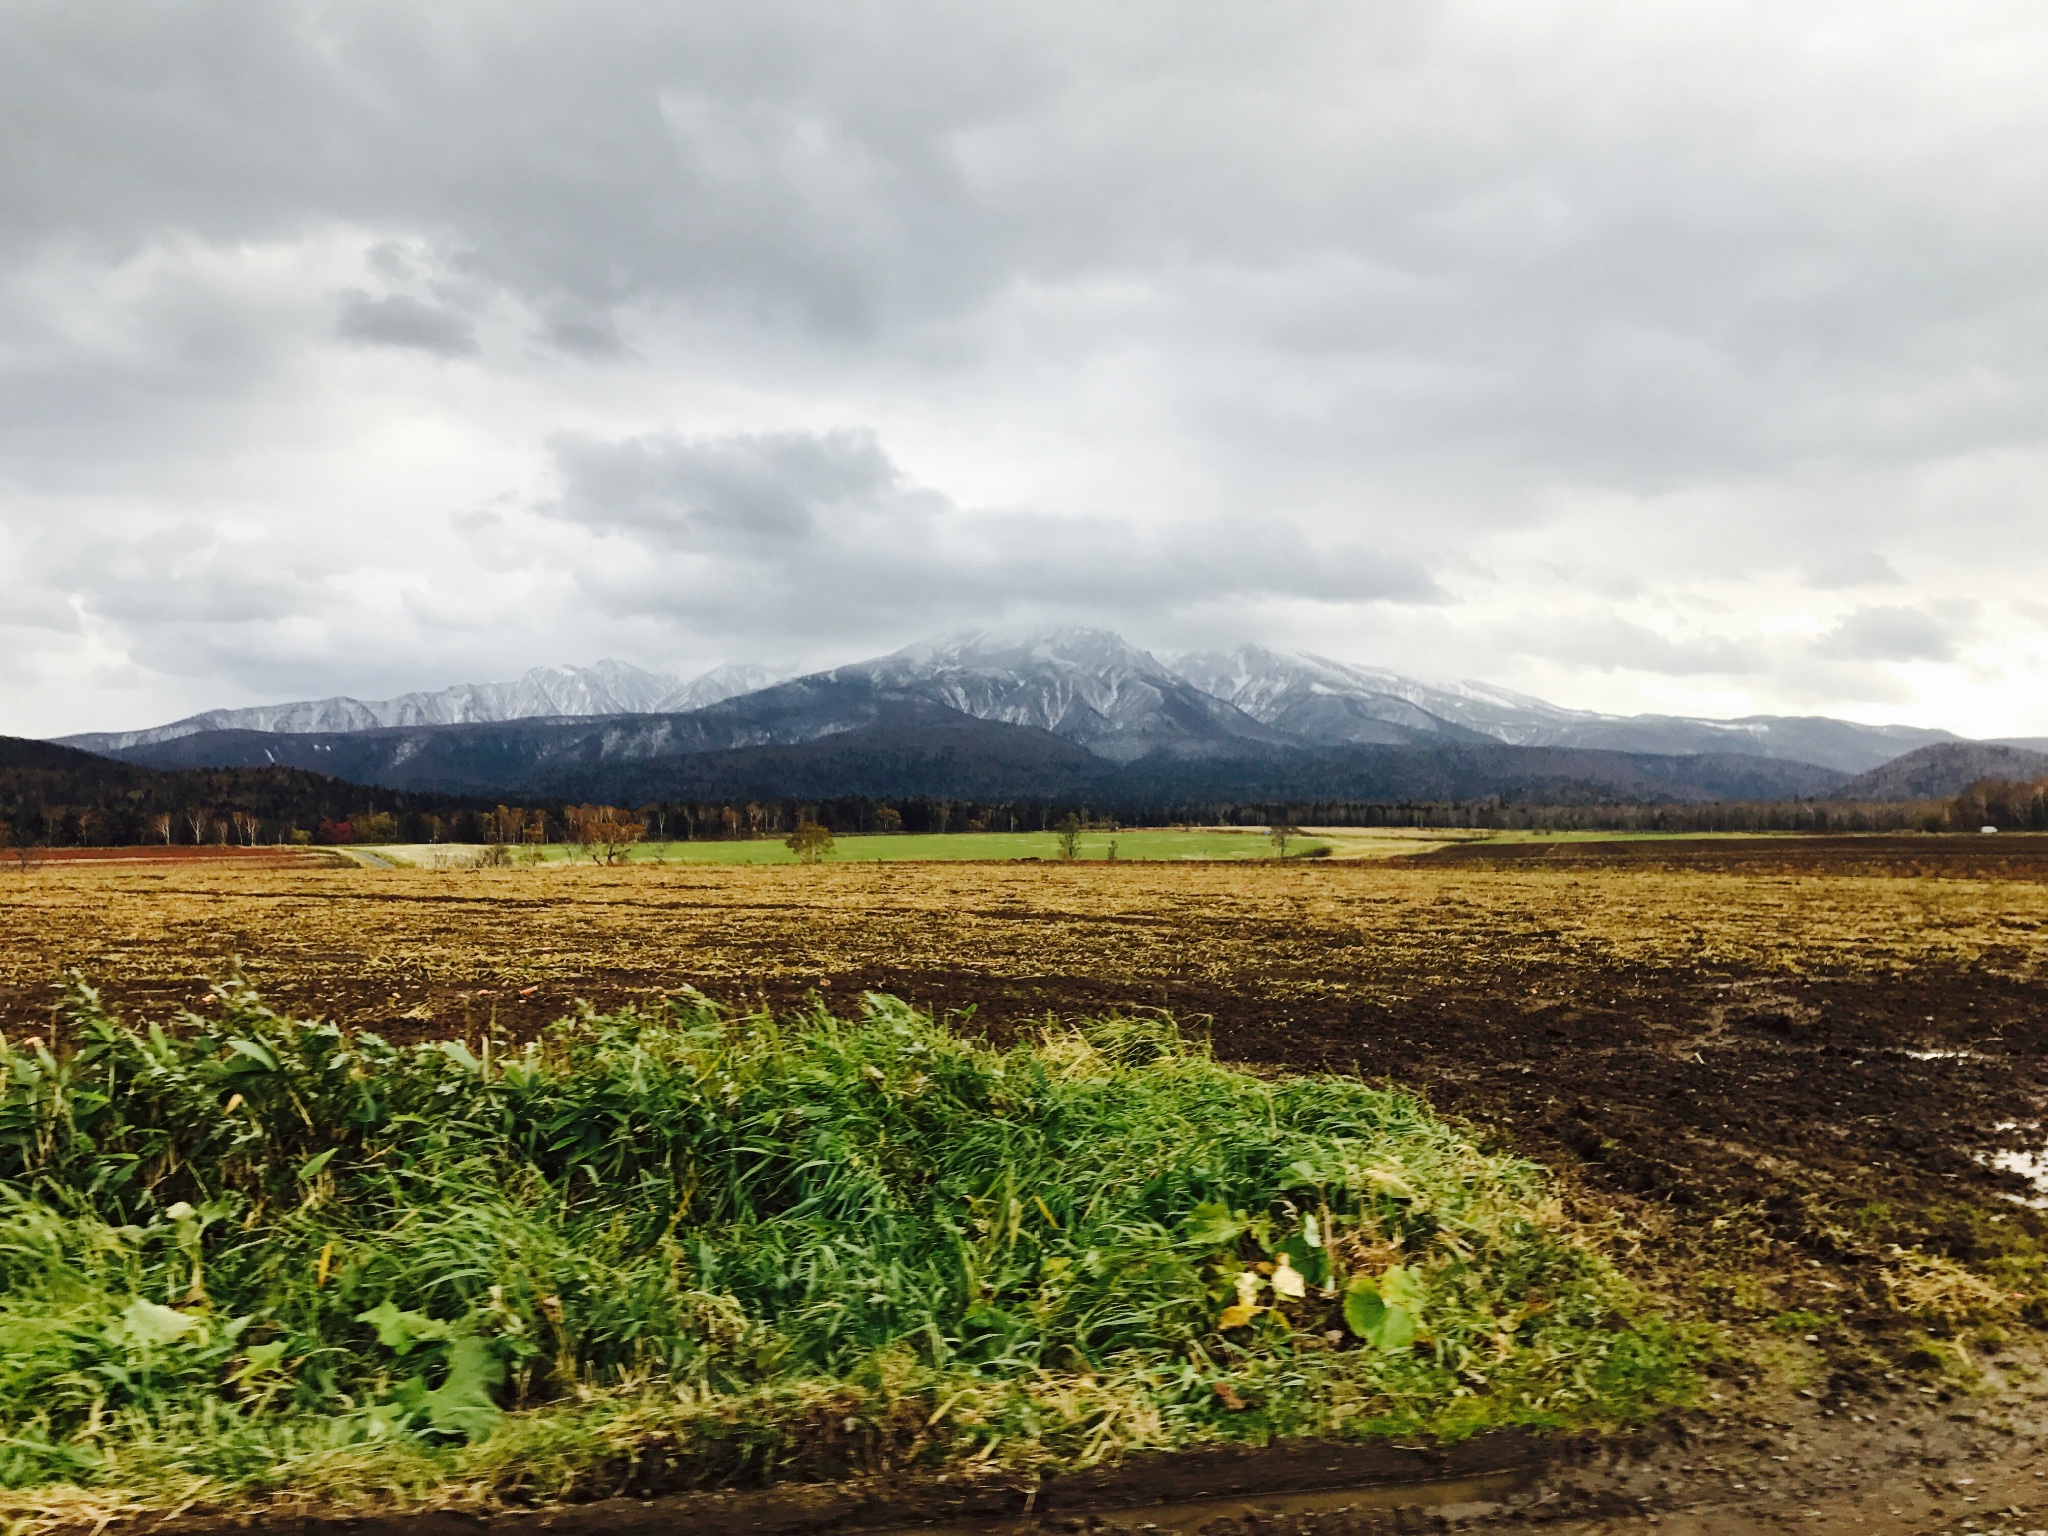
(384, 828), (1350, 867)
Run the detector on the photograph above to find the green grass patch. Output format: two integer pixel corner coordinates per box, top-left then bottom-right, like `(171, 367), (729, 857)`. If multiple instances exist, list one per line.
(0, 982), (1701, 1519)
(1764, 1310), (1834, 1334)
(494, 828), (1333, 865)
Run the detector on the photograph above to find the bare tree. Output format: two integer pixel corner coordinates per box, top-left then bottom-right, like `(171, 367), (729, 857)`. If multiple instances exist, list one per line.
(151, 813), (173, 845)
(563, 804), (645, 864)
(1267, 820), (1304, 859)
(184, 807), (209, 845)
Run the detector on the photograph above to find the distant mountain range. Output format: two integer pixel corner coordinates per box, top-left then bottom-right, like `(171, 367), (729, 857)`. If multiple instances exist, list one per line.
(61, 660), (780, 752)
(1177, 646), (1957, 771)
(53, 628), (2025, 807)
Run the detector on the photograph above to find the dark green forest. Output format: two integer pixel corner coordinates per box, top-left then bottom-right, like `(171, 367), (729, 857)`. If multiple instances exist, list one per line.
(6, 734), (2044, 850)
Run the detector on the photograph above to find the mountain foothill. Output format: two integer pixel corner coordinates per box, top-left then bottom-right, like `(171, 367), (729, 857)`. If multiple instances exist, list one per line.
(16, 631), (2044, 825)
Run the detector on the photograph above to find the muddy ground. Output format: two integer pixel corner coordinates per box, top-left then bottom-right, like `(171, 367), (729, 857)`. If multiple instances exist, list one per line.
(4, 836), (2047, 1533)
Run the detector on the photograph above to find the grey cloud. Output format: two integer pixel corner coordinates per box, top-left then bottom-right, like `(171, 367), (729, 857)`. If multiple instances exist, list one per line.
(7, 4), (2048, 734)
(1816, 605), (1957, 663)
(541, 428), (1439, 647)
(336, 293), (478, 356)
(1516, 617), (1762, 678)
(538, 311), (629, 359)
(550, 429), (898, 546)
(8, 5), (2048, 482)
(1802, 550), (1903, 590)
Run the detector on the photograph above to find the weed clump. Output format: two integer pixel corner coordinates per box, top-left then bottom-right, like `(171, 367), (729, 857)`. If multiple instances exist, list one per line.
(0, 980), (1699, 1516)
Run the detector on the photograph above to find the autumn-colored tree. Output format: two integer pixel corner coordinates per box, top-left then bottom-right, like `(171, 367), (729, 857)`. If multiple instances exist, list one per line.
(352, 811), (398, 844)
(784, 821), (835, 864)
(563, 805), (645, 864)
(873, 805), (903, 834)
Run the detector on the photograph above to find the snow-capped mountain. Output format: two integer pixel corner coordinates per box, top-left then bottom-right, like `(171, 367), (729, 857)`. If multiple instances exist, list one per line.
(59, 629), (1959, 776)
(58, 661), (776, 753)
(1175, 644), (1954, 773)
(1171, 646), (1489, 747)
(655, 662), (780, 714)
(828, 629), (1290, 763)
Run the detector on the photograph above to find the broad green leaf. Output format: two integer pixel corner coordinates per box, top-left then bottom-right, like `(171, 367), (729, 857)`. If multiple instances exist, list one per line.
(1379, 1265), (1427, 1311)
(420, 1337), (504, 1440)
(116, 1297), (200, 1348)
(1343, 1267), (1424, 1351)
(1182, 1201), (1245, 1248)
(1276, 1233), (1330, 1287)
(357, 1301), (451, 1355)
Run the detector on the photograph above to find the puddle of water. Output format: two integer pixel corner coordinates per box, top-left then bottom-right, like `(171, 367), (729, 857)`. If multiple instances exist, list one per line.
(873, 1465), (1541, 1535)
(1984, 1148), (2048, 1208)
(1898, 1048), (1982, 1061)
(1978, 1120), (2048, 1208)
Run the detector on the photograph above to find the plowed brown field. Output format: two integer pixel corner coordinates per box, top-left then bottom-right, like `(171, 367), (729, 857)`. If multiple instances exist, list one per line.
(6, 835), (2048, 1534)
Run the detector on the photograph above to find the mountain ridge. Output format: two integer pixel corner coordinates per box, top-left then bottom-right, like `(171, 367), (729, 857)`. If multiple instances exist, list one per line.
(1832, 742), (2048, 802)
(58, 627), (1968, 775)
(59, 661), (781, 753)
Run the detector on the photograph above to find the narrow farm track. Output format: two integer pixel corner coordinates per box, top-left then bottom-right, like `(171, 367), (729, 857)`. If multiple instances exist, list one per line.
(4, 838), (2047, 1532)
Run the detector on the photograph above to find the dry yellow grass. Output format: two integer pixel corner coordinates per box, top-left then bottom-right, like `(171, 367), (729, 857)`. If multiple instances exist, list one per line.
(3, 852), (2044, 1036)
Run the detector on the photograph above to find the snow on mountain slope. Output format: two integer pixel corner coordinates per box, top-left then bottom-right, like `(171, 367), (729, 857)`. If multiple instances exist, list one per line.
(1173, 645), (1955, 774)
(830, 628), (1292, 763)
(57, 661), (773, 753)
(655, 663), (781, 714)
(1171, 646), (1489, 747)
(58, 630), (1960, 776)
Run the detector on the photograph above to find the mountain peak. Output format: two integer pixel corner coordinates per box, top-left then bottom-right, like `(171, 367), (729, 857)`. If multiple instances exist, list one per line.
(838, 627), (1276, 763)
(881, 626), (1174, 679)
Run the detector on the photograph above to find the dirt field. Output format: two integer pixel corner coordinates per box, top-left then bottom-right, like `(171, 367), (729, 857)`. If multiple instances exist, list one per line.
(4, 834), (2047, 1533)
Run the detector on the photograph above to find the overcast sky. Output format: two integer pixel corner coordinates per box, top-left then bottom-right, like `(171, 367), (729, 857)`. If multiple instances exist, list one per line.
(7, 2), (2048, 738)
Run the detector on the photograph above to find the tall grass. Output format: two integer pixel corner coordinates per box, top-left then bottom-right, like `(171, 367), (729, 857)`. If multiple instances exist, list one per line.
(0, 979), (1699, 1515)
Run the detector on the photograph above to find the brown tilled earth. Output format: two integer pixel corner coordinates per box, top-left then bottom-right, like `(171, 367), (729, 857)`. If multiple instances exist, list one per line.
(3, 834), (2047, 1534)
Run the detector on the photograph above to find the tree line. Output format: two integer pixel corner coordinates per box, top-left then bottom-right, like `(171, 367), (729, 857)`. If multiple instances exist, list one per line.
(10, 724), (2048, 851)
(1950, 774), (2048, 832)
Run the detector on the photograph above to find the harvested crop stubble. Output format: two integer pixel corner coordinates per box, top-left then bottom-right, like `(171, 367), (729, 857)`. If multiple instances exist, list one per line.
(0, 980), (1697, 1520)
